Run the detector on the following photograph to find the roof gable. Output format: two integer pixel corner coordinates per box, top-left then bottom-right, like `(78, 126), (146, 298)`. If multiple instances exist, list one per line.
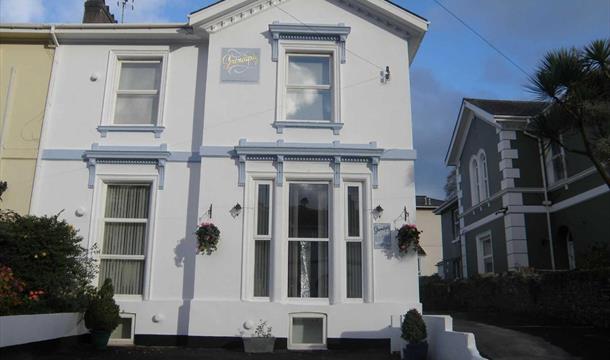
(445, 98), (547, 166)
(188, 0), (428, 61)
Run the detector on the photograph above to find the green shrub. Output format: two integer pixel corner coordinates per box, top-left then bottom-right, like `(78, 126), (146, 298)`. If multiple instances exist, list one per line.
(401, 309), (427, 343)
(84, 279), (120, 332)
(0, 211), (96, 315)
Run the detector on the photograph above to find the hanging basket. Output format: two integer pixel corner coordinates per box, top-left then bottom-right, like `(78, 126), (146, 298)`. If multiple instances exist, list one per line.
(397, 224), (425, 256)
(196, 223), (221, 255)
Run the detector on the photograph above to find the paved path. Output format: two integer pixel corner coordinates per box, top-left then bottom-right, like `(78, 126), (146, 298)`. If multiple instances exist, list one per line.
(453, 318), (577, 360)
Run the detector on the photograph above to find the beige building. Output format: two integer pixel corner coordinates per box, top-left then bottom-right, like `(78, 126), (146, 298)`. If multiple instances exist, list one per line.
(416, 195), (444, 276)
(0, 32), (55, 213)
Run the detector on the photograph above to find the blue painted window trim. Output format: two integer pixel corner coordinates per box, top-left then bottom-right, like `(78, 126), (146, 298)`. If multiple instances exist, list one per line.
(272, 121), (344, 135)
(83, 144), (171, 190)
(97, 125), (165, 138)
(269, 23), (351, 63)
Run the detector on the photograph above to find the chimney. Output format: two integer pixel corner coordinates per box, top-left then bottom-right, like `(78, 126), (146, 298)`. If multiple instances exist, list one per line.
(83, 0), (117, 24)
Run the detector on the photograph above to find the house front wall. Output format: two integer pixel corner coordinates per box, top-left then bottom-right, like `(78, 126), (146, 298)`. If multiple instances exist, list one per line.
(0, 41), (54, 214)
(30, 0), (422, 349)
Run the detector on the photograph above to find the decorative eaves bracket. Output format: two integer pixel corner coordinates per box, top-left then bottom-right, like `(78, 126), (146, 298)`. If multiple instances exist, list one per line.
(233, 139), (382, 188)
(269, 22), (351, 63)
(83, 143), (171, 190)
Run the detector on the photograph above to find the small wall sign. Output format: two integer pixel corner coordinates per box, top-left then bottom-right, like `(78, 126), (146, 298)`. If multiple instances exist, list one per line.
(220, 48), (260, 83)
(373, 223), (392, 249)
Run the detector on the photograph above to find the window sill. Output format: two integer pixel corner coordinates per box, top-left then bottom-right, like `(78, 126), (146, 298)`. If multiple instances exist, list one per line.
(98, 125), (165, 138)
(273, 121), (343, 135)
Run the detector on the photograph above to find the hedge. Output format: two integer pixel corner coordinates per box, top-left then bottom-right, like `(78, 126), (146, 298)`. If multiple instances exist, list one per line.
(420, 269), (610, 329)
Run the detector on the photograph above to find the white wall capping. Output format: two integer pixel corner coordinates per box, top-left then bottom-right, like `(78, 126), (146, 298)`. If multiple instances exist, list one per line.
(0, 313), (87, 348)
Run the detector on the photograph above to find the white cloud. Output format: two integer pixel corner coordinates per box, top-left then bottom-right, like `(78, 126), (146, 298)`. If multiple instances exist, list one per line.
(0, 0), (45, 23)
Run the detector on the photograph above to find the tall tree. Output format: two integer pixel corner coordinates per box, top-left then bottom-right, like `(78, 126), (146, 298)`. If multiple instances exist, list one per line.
(527, 39), (610, 188)
(444, 169), (457, 199)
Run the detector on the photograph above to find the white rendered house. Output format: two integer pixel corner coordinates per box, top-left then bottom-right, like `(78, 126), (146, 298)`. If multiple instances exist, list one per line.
(23, 0), (429, 351)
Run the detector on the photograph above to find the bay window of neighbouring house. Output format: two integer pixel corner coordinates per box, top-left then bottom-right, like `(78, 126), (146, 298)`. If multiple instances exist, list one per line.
(287, 183), (329, 298)
(545, 141), (567, 185)
(345, 184), (363, 299)
(285, 54), (334, 122)
(99, 184), (151, 295)
(113, 59), (162, 125)
(253, 181), (272, 297)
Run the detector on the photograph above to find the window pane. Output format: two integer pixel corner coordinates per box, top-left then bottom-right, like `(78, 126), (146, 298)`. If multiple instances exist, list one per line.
(286, 89), (332, 121)
(347, 186), (360, 237)
(119, 61), (161, 91)
(111, 318), (132, 339)
(288, 56), (330, 85)
(553, 157), (565, 180)
(99, 259), (144, 295)
(288, 241), (328, 298)
(289, 184), (329, 238)
(257, 184), (270, 236)
(292, 317), (324, 344)
(103, 223), (146, 255)
(253, 240), (270, 297)
(114, 94), (159, 125)
(482, 239), (492, 256)
(484, 258), (493, 273)
(346, 242), (362, 298)
(105, 185), (150, 219)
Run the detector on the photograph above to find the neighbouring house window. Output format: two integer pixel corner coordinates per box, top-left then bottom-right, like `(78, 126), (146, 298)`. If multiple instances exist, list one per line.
(478, 151), (489, 201)
(469, 150), (490, 206)
(114, 59), (162, 125)
(253, 182), (272, 297)
(469, 157), (480, 206)
(99, 184), (150, 295)
(285, 54), (333, 122)
(289, 313), (327, 350)
(346, 184), (363, 298)
(288, 183), (329, 298)
(476, 232), (493, 274)
(545, 141), (567, 185)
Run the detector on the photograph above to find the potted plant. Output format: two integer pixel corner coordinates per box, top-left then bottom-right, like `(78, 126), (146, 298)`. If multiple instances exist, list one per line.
(397, 224), (425, 256)
(84, 278), (120, 350)
(401, 309), (428, 360)
(243, 320), (275, 353)
(196, 222), (221, 255)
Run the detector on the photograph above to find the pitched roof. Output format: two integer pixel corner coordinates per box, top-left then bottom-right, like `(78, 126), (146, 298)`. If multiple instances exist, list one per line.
(416, 195), (444, 209)
(432, 196), (457, 215)
(464, 98), (548, 117)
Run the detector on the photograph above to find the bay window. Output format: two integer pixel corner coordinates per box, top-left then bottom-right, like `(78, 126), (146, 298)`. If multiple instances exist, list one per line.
(99, 184), (151, 295)
(253, 182), (272, 297)
(345, 184), (363, 299)
(287, 183), (329, 298)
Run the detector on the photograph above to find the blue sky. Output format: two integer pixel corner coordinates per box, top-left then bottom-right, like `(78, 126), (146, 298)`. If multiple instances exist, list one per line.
(1, 0), (609, 199)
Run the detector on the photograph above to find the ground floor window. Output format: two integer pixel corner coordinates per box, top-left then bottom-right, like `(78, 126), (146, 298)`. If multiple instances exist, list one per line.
(110, 314), (135, 345)
(99, 184), (151, 295)
(253, 181), (272, 297)
(476, 231), (493, 274)
(346, 183), (363, 298)
(288, 313), (327, 350)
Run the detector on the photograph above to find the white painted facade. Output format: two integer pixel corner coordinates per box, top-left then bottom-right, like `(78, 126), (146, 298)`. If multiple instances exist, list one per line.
(24, 0), (428, 349)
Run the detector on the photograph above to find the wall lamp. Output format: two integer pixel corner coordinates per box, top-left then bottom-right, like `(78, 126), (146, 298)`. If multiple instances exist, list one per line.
(230, 203), (243, 218)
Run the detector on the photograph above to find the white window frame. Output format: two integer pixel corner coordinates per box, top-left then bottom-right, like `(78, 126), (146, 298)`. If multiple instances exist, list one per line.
(252, 180), (273, 299)
(476, 231), (494, 274)
(276, 41), (341, 124)
(345, 182), (363, 300)
(109, 313), (136, 346)
(101, 49), (169, 129)
(544, 140), (568, 186)
(478, 150), (490, 201)
(288, 313), (327, 350)
(469, 156), (480, 206)
(89, 173), (159, 301)
(286, 181), (331, 300)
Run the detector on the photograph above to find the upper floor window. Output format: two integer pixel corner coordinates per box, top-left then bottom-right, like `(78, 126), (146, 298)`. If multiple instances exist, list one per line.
(469, 150), (490, 206)
(545, 141), (567, 185)
(114, 59), (162, 125)
(476, 231), (494, 274)
(286, 54), (333, 122)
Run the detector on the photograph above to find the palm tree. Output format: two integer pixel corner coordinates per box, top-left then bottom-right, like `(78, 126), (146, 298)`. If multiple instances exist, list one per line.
(527, 39), (610, 188)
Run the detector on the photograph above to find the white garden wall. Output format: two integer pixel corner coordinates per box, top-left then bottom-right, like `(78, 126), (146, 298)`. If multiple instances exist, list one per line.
(423, 315), (486, 360)
(0, 313), (87, 348)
